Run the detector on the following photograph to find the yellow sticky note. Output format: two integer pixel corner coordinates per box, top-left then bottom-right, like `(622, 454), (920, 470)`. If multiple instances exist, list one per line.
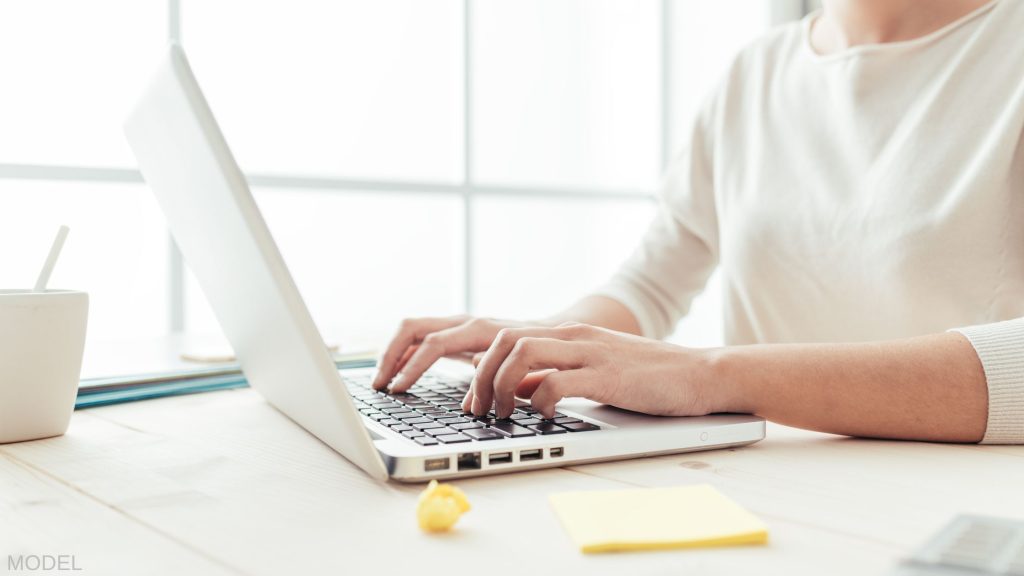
(549, 484), (768, 553)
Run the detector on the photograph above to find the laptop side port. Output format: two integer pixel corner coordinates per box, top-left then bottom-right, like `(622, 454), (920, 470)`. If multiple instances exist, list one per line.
(424, 458), (450, 472)
(458, 452), (482, 471)
(519, 449), (542, 462)
(549, 447), (564, 458)
(488, 452), (512, 465)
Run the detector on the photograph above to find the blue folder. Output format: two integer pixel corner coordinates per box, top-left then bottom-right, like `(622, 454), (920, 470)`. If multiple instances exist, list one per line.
(75, 358), (376, 410)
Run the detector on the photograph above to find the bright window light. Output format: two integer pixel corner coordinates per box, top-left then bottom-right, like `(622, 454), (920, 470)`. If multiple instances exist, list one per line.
(472, 0), (662, 192)
(472, 195), (655, 319)
(184, 0), (464, 182)
(185, 187), (465, 350)
(0, 0), (165, 167)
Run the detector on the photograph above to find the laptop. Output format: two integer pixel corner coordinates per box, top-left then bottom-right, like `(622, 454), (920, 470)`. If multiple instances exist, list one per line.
(123, 43), (765, 482)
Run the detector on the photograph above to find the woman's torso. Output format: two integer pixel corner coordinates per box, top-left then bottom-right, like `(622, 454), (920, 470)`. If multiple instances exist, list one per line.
(713, 0), (1024, 344)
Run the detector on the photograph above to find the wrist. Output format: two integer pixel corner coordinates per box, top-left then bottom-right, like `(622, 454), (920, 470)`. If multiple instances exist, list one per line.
(700, 346), (758, 415)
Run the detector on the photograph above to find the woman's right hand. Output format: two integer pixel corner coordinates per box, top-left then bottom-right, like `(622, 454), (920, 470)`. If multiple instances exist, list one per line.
(372, 316), (528, 392)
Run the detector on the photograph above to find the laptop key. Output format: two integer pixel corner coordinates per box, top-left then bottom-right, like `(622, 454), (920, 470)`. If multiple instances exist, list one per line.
(413, 421), (445, 430)
(451, 422), (484, 431)
(463, 428), (504, 441)
(425, 426), (459, 437)
(403, 417), (432, 425)
(414, 436), (439, 446)
(401, 430), (425, 438)
(515, 418), (542, 427)
(389, 424), (413, 432)
(369, 413), (390, 421)
(379, 419), (402, 426)
(398, 412), (429, 421)
(435, 433), (472, 444)
(560, 422), (600, 432)
(553, 417), (581, 425)
(386, 410), (417, 418)
(437, 416), (470, 425)
(527, 422), (567, 435)
(489, 421), (536, 438)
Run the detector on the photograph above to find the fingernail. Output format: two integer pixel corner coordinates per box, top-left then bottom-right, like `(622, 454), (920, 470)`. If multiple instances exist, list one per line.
(390, 374), (405, 391)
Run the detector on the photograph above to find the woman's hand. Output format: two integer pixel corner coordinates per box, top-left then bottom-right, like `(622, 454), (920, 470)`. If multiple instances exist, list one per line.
(372, 316), (530, 392)
(465, 322), (716, 419)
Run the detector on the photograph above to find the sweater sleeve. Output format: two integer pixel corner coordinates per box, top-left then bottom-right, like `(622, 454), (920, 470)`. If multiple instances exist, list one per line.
(951, 318), (1024, 444)
(593, 100), (720, 341)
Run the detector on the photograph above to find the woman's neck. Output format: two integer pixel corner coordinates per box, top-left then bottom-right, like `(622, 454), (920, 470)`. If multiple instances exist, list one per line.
(812, 0), (993, 54)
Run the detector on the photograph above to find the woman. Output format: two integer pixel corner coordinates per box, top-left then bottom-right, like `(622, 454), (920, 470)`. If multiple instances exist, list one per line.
(374, 0), (1024, 444)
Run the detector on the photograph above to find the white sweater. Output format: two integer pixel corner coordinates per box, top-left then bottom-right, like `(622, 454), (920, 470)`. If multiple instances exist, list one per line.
(598, 0), (1024, 443)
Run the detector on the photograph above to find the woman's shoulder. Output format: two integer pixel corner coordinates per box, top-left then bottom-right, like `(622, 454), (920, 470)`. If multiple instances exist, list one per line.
(695, 19), (805, 122)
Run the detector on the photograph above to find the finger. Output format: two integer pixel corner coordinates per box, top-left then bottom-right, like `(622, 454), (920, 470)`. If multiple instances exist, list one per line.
(471, 327), (565, 416)
(530, 369), (597, 419)
(463, 353), (486, 412)
(389, 324), (494, 393)
(463, 369), (551, 413)
(394, 344), (419, 375)
(473, 323), (590, 386)
(373, 316), (465, 389)
(492, 338), (588, 418)
(514, 369), (554, 399)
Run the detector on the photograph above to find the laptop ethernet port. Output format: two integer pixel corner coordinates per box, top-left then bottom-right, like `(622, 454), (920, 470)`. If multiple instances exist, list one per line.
(488, 452), (512, 465)
(424, 458), (450, 472)
(458, 452), (482, 471)
(550, 447), (564, 458)
(519, 449), (543, 462)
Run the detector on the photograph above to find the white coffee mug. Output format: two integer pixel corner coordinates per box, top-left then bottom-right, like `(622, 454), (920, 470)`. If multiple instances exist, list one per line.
(0, 289), (88, 444)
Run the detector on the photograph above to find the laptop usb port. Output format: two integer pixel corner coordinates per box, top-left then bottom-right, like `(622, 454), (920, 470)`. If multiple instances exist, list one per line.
(550, 447), (564, 458)
(519, 449), (542, 462)
(488, 452), (512, 465)
(424, 458), (450, 472)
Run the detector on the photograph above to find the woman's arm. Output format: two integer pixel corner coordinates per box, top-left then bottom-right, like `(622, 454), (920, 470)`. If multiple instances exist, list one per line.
(465, 324), (991, 443)
(709, 332), (988, 443)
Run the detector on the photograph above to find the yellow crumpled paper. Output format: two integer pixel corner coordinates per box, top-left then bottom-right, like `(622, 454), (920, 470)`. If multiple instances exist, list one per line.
(417, 480), (471, 532)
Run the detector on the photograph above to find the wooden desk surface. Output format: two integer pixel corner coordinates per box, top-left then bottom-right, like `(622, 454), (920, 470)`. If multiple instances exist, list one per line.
(2, 388), (1022, 576)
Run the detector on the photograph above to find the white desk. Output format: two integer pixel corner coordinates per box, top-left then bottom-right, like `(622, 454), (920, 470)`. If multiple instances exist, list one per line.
(2, 339), (1024, 575)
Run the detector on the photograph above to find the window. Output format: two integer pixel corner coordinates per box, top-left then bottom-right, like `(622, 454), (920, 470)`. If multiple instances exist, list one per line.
(1, 1), (788, 360)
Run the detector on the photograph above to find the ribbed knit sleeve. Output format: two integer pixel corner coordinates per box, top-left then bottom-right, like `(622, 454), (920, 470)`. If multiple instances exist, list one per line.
(951, 318), (1024, 444)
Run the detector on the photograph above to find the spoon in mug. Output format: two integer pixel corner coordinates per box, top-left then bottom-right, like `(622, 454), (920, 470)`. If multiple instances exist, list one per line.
(34, 225), (70, 293)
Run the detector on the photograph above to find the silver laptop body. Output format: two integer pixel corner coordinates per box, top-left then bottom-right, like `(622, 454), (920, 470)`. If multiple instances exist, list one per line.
(124, 44), (765, 483)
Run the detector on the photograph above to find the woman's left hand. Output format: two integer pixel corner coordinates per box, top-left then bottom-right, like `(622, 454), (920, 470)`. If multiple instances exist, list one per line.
(463, 322), (718, 419)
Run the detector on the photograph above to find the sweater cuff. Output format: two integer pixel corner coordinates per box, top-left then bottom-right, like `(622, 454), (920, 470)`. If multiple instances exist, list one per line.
(951, 318), (1024, 444)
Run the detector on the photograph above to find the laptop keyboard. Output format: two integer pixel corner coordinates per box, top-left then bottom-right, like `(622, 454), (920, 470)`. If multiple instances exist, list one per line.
(343, 372), (600, 446)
